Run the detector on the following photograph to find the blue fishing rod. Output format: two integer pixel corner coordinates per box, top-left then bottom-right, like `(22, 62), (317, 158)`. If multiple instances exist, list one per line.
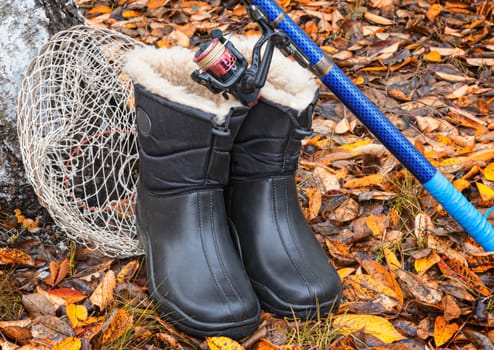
(191, 0), (494, 251)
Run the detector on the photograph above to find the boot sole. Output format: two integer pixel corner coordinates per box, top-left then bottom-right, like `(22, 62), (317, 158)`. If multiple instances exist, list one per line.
(138, 222), (260, 339)
(155, 299), (260, 339)
(252, 280), (342, 320)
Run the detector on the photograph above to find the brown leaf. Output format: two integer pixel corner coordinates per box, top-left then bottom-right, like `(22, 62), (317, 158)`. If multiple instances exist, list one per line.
(90, 270), (116, 310)
(45, 258), (70, 287)
(101, 308), (134, 344)
(31, 316), (75, 343)
(333, 197), (359, 223)
(0, 326), (32, 345)
(396, 269), (443, 304)
(116, 260), (140, 283)
(437, 256), (490, 296)
(156, 333), (184, 350)
(442, 295), (462, 322)
(22, 293), (57, 317)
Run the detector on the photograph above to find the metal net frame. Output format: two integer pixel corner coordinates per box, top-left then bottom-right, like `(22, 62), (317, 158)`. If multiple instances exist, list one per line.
(18, 25), (144, 257)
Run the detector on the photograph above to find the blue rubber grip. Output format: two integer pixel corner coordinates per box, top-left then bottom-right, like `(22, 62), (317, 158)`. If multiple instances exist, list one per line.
(424, 172), (494, 251)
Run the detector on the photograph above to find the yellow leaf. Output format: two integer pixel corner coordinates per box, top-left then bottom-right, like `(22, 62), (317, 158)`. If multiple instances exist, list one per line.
(383, 247), (401, 271)
(333, 314), (406, 344)
(339, 138), (373, 151)
(206, 336), (244, 350)
(434, 316), (458, 347)
(414, 250), (441, 275)
(365, 214), (387, 238)
(484, 163), (494, 181)
(66, 304), (88, 327)
(337, 267), (356, 279)
(53, 337), (81, 350)
(476, 182), (494, 202)
(344, 174), (385, 189)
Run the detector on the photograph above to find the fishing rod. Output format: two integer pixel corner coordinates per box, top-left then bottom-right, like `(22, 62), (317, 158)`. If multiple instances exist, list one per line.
(191, 0), (494, 251)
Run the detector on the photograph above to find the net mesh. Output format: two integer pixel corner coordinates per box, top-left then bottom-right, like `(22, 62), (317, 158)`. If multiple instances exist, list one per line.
(18, 25), (144, 257)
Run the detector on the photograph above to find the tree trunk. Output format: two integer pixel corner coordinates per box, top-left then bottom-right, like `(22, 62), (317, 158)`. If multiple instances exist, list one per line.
(0, 0), (82, 215)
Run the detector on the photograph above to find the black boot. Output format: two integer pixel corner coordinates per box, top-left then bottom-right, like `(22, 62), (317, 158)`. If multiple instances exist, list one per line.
(225, 40), (342, 319)
(125, 46), (260, 338)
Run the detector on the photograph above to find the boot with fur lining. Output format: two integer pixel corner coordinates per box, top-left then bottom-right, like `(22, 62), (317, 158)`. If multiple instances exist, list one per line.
(124, 44), (260, 339)
(226, 36), (343, 319)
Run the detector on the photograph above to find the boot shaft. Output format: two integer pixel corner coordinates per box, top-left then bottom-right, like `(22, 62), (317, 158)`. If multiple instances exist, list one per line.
(135, 85), (248, 192)
(230, 93), (317, 179)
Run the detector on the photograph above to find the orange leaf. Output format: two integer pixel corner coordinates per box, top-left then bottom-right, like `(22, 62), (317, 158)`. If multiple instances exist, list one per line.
(344, 174), (385, 189)
(0, 248), (34, 266)
(87, 5), (112, 17)
(453, 178), (470, 192)
(433, 316), (458, 347)
(48, 288), (87, 304)
(424, 50), (442, 62)
(122, 9), (141, 18)
(102, 308), (134, 344)
(426, 4), (443, 21)
(257, 338), (280, 350)
(148, 0), (169, 9)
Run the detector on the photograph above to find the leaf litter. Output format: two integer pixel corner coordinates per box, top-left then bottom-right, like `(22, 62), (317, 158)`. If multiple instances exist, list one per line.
(2, 0), (494, 348)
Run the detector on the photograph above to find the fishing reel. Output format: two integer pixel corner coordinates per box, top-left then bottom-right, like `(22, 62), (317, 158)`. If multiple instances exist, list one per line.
(191, 5), (310, 107)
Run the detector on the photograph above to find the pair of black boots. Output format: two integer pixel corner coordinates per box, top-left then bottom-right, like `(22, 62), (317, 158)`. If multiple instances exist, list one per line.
(125, 39), (342, 339)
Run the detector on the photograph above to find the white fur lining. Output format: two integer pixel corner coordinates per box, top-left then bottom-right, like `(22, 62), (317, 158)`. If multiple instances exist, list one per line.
(124, 36), (318, 124)
(231, 35), (318, 113)
(124, 45), (241, 124)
